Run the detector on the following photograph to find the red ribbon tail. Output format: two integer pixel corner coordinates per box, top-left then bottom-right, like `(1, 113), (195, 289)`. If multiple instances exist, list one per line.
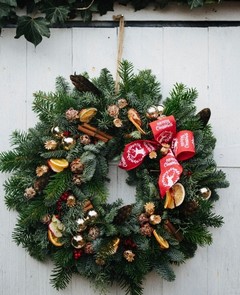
(159, 151), (183, 198)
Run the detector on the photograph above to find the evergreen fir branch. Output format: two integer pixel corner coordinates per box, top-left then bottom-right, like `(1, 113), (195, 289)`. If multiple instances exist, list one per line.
(183, 224), (212, 246)
(50, 264), (73, 290)
(18, 198), (49, 226)
(154, 261), (176, 281)
(167, 248), (185, 263)
(32, 91), (57, 123)
(118, 60), (135, 96)
(41, 150), (67, 159)
(43, 170), (72, 206)
(55, 76), (71, 94)
(10, 130), (29, 147)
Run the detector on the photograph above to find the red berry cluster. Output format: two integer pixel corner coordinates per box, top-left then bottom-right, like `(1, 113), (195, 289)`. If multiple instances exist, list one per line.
(73, 249), (83, 260)
(56, 192), (70, 211)
(124, 239), (137, 249)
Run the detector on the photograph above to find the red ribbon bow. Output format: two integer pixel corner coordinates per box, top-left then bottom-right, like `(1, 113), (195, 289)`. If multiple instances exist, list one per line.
(118, 115), (195, 197)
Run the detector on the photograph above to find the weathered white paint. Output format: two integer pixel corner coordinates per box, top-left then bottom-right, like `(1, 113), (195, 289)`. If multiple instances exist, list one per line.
(0, 18), (239, 295)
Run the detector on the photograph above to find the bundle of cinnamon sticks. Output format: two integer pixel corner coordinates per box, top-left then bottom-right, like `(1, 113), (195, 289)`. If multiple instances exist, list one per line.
(78, 123), (113, 143)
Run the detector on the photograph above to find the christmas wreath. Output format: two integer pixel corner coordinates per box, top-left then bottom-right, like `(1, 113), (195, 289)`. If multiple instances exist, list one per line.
(0, 61), (229, 295)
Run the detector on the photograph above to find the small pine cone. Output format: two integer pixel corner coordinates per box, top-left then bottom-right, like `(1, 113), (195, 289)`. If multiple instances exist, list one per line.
(88, 226), (100, 240)
(114, 204), (133, 224)
(65, 108), (79, 121)
(138, 213), (149, 225)
(140, 223), (153, 237)
(80, 134), (91, 145)
(33, 176), (49, 191)
(180, 200), (198, 216)
(72, 174), (83, 186)
(70, 158), (84, 173)
(84, 242), (94, 254)
(24, 187), (36, 199)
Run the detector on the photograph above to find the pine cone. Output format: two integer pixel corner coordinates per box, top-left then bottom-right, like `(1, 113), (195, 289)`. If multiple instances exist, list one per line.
(70, 158), (84, 174)
(180, 200), (198, 216)
(70, 74), (101, 97)
(88, 226), (100, 240)
(84, 242), (94, 254)
(140, 223), (153, 237)
(197, 108), (211, 128)
(34, 175), (49, 191)
(72, 174), (83, 186)
(114, 204), (133, 224)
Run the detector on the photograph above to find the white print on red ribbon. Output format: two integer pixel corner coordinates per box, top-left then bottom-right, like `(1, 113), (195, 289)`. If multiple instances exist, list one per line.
(156, 131), (173, 144)
(163, 157), (179, 168)
(155, 119), (173, 131)
(127, 143), (147, 164)
(161, 167), (181, 188)
(180, 132), (190, 148)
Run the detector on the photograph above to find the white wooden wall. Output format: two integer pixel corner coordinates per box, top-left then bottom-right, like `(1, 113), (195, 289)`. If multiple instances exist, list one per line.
(1, 5), (240, 295)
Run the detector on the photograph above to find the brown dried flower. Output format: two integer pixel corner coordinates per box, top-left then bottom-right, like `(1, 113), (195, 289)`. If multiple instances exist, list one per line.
(107, 104), (119, 118)
(123, 250), (135, 262)
(36, 165), (49, 177)
(24, 187), (36, 199)
(144, 202), (155, 215)
(113, 118), (123, 128)
(117, 98), (128, 109)
(65, 108), (79, 121)
(44, 140), (57, 150)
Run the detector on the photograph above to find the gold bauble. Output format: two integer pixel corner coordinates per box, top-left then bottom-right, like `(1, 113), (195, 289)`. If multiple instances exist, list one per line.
(71, 234), (86, 249)
(62, 137), (76, 150)
(199, 187), (212, 200)
(76, 218), (87, 232)
(146, 106), (158, 119)
(51, 126), (63, 138)
(87, 210), (98, 220)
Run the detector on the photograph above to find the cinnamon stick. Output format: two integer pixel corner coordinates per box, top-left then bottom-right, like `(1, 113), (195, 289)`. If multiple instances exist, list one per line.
(82, 123), (113, 140)
(78, 125), (108, 142)
(164, 220), (183, 242)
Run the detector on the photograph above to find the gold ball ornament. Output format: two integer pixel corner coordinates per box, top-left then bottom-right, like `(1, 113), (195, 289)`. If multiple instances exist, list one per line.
(146, 106), (159, 119)
(61, 137), (76, 150)
(51, 126), (63, 138)
(86, 209), (98, 220)
(149, 214), (162, 225)
(199, 187), (212, 200)
(71, 234), (86, 249)
(76, 218), (87, 232)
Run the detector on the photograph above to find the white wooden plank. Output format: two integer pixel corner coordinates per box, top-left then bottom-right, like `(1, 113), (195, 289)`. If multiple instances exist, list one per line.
(0, 29), (27, 150)
(207, 168), (239, 295)
(161, 27), (209, 106)
(25, 28), (73, 128)
(72, 28), (117, 78)
(208, 27), (240, 168)
(122, 27), (163, 83)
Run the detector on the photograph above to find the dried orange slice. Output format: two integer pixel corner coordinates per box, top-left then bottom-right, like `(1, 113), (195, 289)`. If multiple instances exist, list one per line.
(164, 189), (175, 209)
(79, 108), (97, 123)
(48, 158), (69, 172)
(48, 229), (63, 247)
(153, 230), (169, 249)
(172, 183), (185, 207)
